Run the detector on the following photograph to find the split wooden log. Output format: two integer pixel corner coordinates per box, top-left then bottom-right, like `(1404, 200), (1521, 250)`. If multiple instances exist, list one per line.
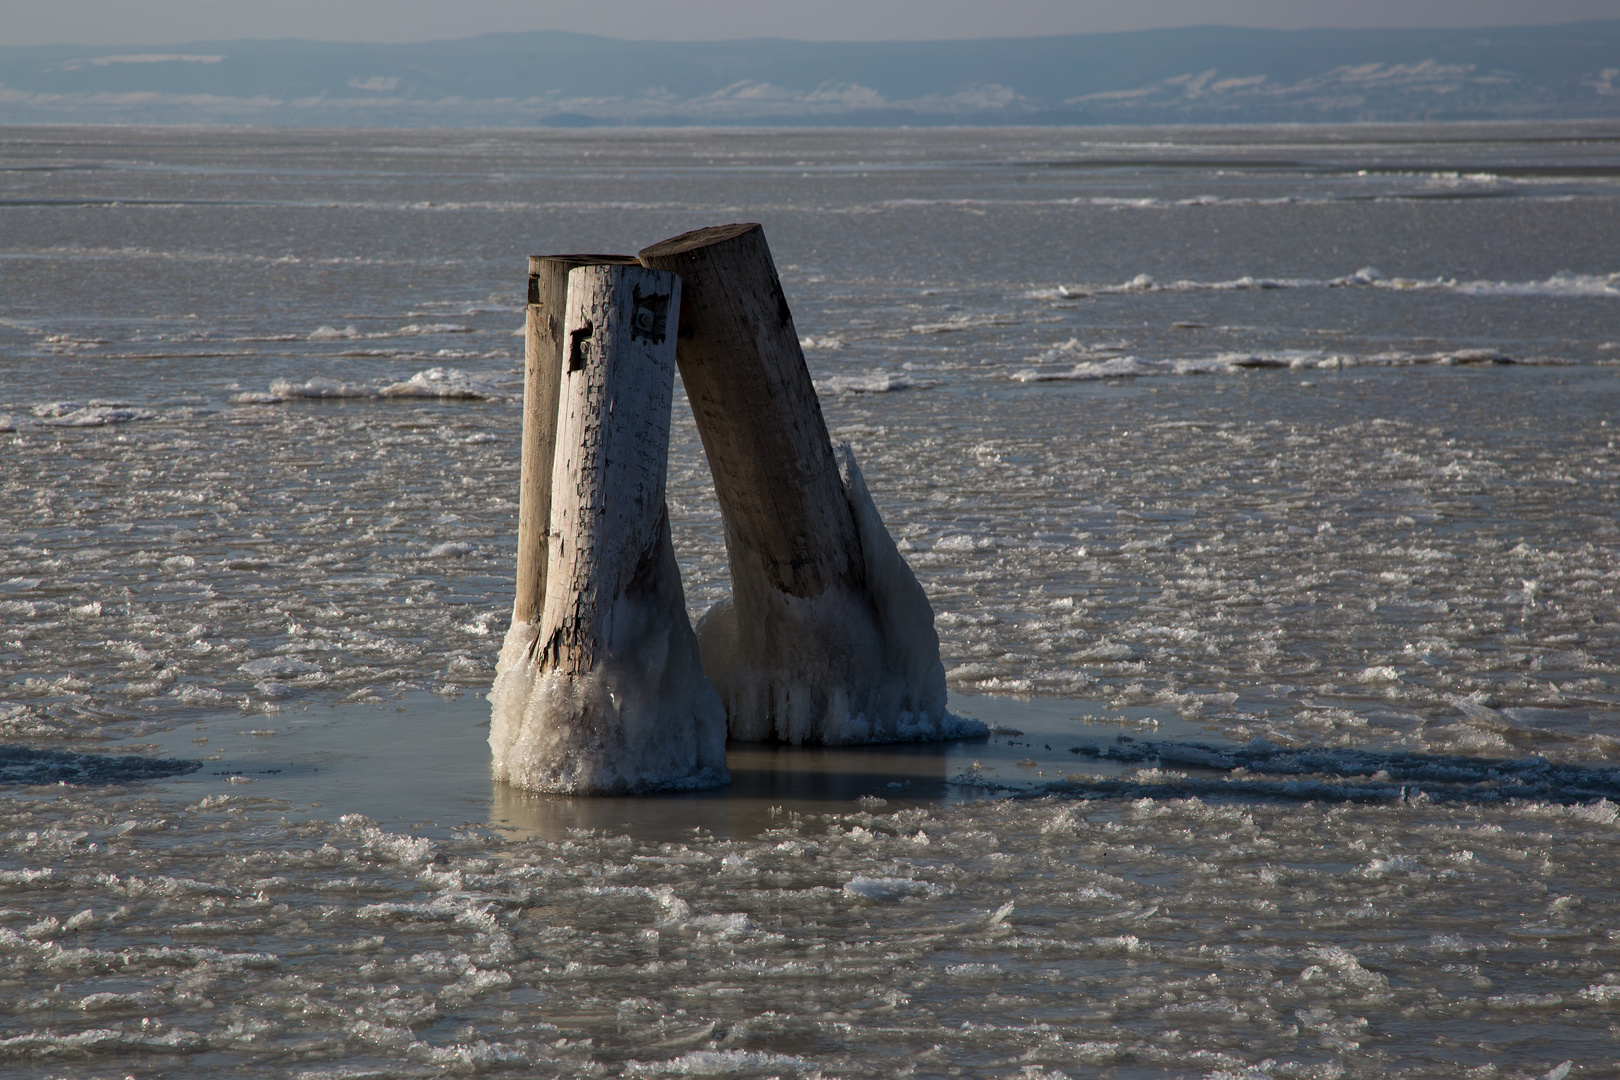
(491, 262), (727, 792)
(514, 253), (640, 629)
(640, 223), (963, 745)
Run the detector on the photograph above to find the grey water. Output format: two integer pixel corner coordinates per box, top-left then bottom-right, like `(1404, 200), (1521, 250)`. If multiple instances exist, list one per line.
(1, 122), (1618, 1077)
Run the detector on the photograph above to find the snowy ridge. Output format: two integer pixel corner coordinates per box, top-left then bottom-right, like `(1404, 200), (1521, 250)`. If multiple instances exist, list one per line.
(1, 402), (162, 430)
(1011, 343), (1545, 382)
(5, 23), (1619, 126)
(1031, 268), (1620, 300)
(308, 322), (474, 340)
(231, 366), (507, 404)
(813, 372), (937, 395)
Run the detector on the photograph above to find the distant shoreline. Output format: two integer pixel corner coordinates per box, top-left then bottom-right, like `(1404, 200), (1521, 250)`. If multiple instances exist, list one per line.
(3, 21), (1618, 127)
(3, 119), (1620, 136)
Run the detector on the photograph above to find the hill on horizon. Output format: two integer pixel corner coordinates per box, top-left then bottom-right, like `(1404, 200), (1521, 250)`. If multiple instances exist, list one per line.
(2, 22), (1618, 127)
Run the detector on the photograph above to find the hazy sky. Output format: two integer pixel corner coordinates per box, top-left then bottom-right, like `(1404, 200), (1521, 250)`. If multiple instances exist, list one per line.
(5, 0), (1615, 45)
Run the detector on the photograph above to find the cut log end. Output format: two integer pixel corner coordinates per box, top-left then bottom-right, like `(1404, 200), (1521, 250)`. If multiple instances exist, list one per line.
(637, 222), (762, 262)
(528, 253), (641, 277)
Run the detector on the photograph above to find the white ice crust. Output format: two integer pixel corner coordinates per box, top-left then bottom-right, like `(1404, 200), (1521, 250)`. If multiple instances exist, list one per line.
(696, 445), (980, 745)
(488, 530), (729, 794)
(489, 626), (729, 794)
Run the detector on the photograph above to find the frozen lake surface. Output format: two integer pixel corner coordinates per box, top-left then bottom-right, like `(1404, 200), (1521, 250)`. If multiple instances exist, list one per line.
(1, 122), (1618, 1077)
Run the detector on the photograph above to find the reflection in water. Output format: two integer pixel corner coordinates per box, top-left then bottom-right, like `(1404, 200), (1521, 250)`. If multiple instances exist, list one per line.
(489, 739), (980, 843)
(119, 691), (1196, 838)
(484, 694), (1203, 841)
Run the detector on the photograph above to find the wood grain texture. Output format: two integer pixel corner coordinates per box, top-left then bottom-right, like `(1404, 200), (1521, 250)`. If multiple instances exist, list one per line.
(640, 224), (949, 744)
(514, 254), (639, 627)
(489, 261), (728, 793)
(536, 262), (683, 675)
(639, 223), (859, 600)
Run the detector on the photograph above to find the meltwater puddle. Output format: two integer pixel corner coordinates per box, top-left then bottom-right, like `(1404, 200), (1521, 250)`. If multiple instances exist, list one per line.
(76, 692), (1211, 841)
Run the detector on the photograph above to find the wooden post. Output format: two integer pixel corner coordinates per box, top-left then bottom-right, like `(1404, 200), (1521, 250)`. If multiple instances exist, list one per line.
(491, 263), (727, 793)
(639, 223), (956, 745)
(514, 254), (640, 630)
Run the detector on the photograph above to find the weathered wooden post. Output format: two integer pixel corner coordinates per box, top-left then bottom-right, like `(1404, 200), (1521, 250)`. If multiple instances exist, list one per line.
(490, 262), (727, 792)
(513, 253), (641, 629)
(639, 223), (957, 745)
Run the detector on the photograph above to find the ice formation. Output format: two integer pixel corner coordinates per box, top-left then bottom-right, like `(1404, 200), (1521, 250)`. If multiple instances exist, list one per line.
(695, 445), (979, 745)
(10, 784), (1620, 1077)
(489, 264), (726, 794)
(251, 366), (504, 402)
(813, 372), (936, 394)
(1028, 268), (1620, 299)
(5, 126), (1620, 1077)
(488, 514), (728, 793)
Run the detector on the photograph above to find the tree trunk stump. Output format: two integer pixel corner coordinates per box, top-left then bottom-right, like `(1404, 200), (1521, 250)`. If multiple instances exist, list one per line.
(514, 254), (640, 630)
(640, 223), (957, 745)
(491, 262), (727, 792)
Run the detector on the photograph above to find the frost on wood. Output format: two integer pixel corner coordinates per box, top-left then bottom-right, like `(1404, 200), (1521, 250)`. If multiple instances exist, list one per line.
(640, 223), (967, 745)
(696, 444), (974, 744)
(490, 263), (727, 793)
(489, 519), (727, 794)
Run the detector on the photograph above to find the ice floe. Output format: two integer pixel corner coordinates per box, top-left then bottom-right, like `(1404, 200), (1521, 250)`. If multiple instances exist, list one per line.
(231, 366), (506, 404)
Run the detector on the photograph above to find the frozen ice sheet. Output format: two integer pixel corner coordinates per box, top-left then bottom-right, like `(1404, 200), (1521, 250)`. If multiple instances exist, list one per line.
(9, 692), (1620, 1079)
